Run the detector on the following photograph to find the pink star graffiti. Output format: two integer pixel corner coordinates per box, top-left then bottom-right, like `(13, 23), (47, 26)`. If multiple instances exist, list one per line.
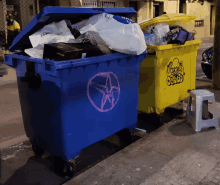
(87, 72), (120, 112)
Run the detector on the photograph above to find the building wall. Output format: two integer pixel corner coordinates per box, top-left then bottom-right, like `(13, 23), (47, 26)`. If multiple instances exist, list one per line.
(118, 0), (128, 7)
(70, 0), (82, 7)
(59, 0), (70, 7)
(0, 0), (215, 41)
(165, 0), (178, 13)
(19, 0), (36, 30)
(184, 1), (211, 39)
(81, 0), (121, 7)
(137, 2), (150, 22)
(137, 0), (179, 23)
(0, 0), (6, 32)
(210, 3), (216, 35)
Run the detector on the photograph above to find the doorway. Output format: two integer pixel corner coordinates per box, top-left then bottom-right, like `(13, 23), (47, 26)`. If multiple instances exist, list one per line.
(129, 1), (138, 22)
(210, 5), (215, 35)
(179, 0), (186, 14)
(153, 2), (164, 18)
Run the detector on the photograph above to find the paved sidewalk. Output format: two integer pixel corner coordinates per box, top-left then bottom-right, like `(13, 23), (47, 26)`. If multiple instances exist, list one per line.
(199, 36), (214, 49)
(0, 62), (17, 86)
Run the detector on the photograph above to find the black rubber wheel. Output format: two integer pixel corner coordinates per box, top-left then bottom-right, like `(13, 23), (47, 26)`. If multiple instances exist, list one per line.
(201, 63), (212, 80)
(63, 162), (74, 177)
(116, 129), (133, 148)
(159, 113), (164, 125)
(32, 145), (45, 158)
(204, 70), (212, 80)
(54, 157), (74, 177)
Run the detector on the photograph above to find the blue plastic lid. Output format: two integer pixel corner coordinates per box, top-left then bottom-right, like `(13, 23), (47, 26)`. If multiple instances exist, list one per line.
(9, 6), (136, 51)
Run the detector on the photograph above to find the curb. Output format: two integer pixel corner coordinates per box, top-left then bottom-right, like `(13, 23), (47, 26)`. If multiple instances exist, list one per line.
(0, 135), (29, 150)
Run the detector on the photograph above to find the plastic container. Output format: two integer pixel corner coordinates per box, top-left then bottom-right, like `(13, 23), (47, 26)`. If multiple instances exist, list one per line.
(4, 6), (147, 167)
(138, 14), (201, 115)
(144, 34), (156, 45)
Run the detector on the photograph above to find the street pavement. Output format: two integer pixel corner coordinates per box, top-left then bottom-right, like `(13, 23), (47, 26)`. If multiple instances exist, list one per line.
(0, 83), (26, 143)
(0, 64), (17, 86)
(0, 36), (217, 185)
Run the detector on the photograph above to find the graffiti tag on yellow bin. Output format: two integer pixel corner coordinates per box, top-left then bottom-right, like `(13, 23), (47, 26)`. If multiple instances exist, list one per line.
(166, 58), (185, 86)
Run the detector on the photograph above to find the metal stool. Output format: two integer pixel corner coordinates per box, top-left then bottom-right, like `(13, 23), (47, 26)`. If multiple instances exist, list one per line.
(186, 89), (219, 133)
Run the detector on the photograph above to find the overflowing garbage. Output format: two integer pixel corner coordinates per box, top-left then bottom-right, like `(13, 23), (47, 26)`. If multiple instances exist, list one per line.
(15, 13), (198, 60)
(143, 23), (196, 46)
(24, 13), (147, 60)
(139, 13), (197, 46)
(145, 22), (170, 45)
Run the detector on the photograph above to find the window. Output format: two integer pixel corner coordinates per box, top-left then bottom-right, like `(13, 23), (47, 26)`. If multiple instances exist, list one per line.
(82, 1), (117, 7)
(195, 20), (204, 27)
(29, 5), (34, 15)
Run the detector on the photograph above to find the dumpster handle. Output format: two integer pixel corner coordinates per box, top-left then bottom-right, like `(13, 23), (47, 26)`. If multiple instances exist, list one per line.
(20, 73), (42, 89)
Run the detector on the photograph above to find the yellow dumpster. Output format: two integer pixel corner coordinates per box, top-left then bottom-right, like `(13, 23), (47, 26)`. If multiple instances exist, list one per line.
(138, 14), (202, 115)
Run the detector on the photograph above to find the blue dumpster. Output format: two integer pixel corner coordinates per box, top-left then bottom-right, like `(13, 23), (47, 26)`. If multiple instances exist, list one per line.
(4, 7), (146, 176)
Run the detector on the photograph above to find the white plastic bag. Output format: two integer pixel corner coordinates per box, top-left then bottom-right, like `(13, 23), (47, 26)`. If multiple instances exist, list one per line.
(29, 20), (76, 48)
(79, 13), (146, 55)
(145, 23), (170, 45)
(24, 45), (44, 59)
(153, 23), (170, 37)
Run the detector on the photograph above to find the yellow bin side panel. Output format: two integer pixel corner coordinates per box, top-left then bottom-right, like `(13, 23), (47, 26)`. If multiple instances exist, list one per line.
(139, 40), (201, 114)
(139, 55), (156, 114)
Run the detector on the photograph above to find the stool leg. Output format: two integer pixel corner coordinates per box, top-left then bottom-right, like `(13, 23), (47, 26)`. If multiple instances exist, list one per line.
(195, 96), (203, 132)
(186, 96), (191, 121)
(210, 97), (219, 131)
(213, 112), (220, 131)
(202, 100), (209, 120)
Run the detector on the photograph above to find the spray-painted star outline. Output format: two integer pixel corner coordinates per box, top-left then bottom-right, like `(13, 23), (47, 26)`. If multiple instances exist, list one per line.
(87, 72), (120, 112)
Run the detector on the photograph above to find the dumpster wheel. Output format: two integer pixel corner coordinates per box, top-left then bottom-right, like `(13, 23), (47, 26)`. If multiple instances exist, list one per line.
(115, 128), (133, 148)
(32, 145), (45, 158)
(54, 157), (75, 177)
(159, 113), (164, 125)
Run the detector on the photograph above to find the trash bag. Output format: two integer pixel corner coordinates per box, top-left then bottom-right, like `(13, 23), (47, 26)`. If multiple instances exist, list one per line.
(72, 19), (89, 31)
(24, 45), (44, 59)
(145, 23), (170, 45)
(79, 13), (146, 55)
(166, 25), (189, 45)
(65, 20), (81, 39)
(187, 32), (195, 41)
(29, 20), (76, 48)
(73, 31), (106, 46)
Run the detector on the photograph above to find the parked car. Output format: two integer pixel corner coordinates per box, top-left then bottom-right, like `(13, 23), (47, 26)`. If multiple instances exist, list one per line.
(201, 46), (213, 80)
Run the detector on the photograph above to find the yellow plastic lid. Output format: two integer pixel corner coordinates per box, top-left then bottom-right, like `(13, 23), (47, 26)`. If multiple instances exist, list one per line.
(139, 13), (197, 30)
